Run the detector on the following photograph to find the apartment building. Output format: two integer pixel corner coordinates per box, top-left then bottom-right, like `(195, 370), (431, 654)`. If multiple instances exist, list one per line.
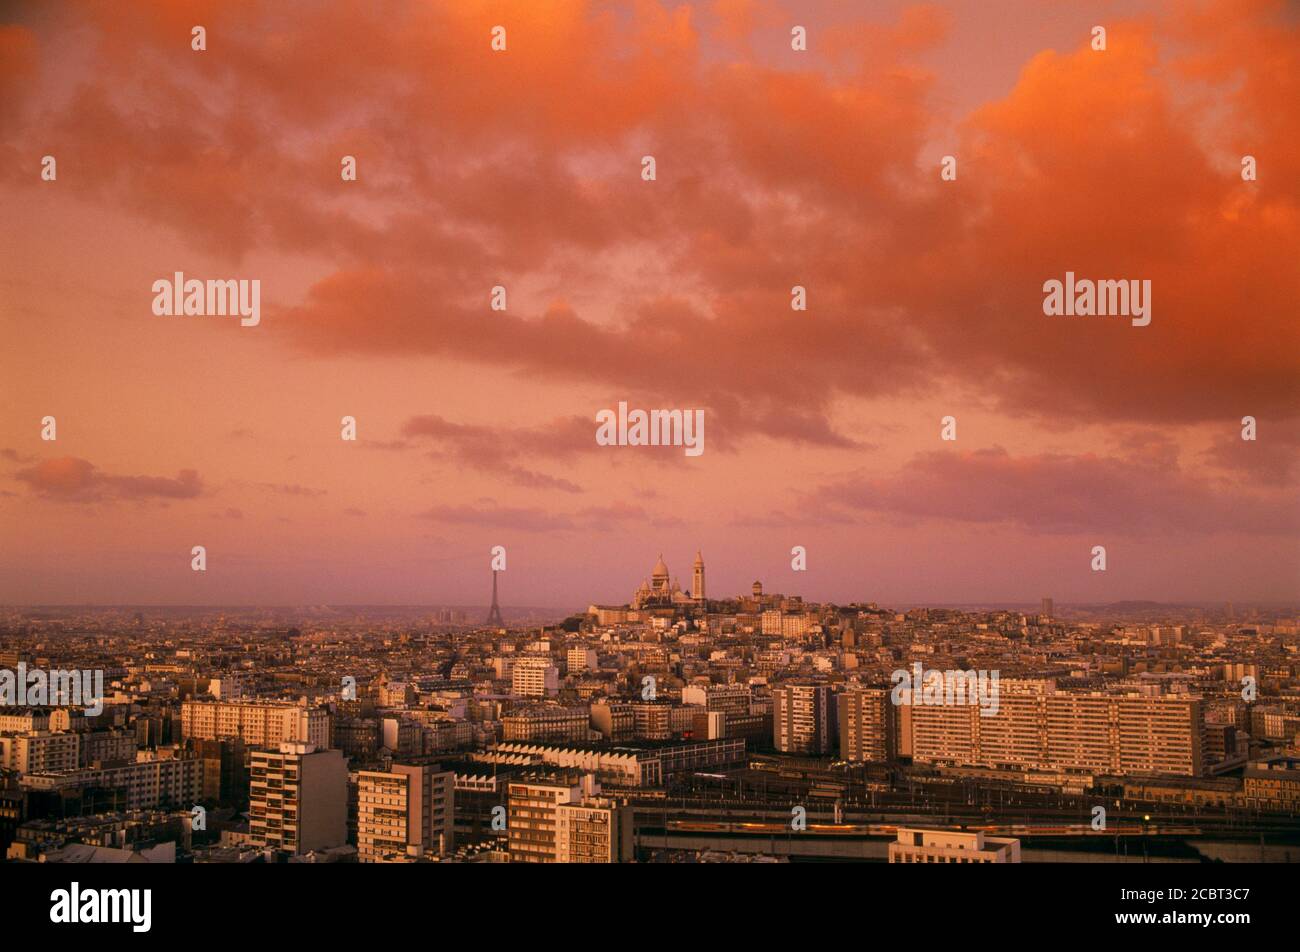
(79, 730), (136, 767)
(356, 763), (455, 862)
(773, 683), (834, 754)
(249, 743), (347, 854)
(0, 708), (52, 733)
(0, 731), (79, 774)
(1243, 757), (1300, 813)
(20, 751), (203, 811)
(908, 679), (1206, 777)
(566, 647), (598, 674)
(590, 700), (635, 742)
(182, 700), (329, 749)
(502, 707), (592, 743)
(681, 683), (752, 715)
(507, 773), (596, 863)
(555, 797), (633, 863)
(507, 772), (629, 863)
(511, 658), (559, 698)
(838, 687), (895, 763)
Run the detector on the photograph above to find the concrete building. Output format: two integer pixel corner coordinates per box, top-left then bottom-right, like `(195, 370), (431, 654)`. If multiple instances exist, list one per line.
(356, 763), (455, 862)
(502, 706), (592, 743)
(0, 731), (79, 774)
(889, 827), (1021, 864)
(681, 683), (752, 715)
(511, 658), (559, 698)
(182, 700), (329, 749)
(838, 687), (895, 763)
(78, 730), (136, 767)
(908, 679), (1206, 778)
(773, 683), (834, 755)
(507, 772), (598, 863)
(249, 743), (347, 855)
(566, 647), (598, 674)
(555, 797), (634, 863)
(1243, 757), (1300, 813)
(20, 751), (203, 811)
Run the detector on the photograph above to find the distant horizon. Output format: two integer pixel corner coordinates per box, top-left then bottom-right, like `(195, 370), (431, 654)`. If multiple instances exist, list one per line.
(4, 598), (1294, 612)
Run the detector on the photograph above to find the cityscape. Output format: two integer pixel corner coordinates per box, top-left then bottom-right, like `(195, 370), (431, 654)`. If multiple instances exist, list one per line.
(2, 553), (1298, 866)
(0, 0), (1296, 931)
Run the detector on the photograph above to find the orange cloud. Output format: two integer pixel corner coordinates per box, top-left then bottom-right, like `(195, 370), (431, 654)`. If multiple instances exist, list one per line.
(15, 457), (203, 502)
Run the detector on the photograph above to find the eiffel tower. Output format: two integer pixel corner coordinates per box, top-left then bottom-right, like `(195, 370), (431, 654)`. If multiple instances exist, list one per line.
(485, 569), (504, 626)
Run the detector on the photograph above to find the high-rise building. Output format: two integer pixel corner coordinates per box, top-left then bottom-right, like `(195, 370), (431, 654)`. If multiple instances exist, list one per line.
(249, 743), (347, 855)
(193, 736), (247, 805)
(1040, 597), (1054, 620)
(773, 683), (834, 754)
(356, 763), (455, 862)
(556, 798), (633, 863)
(507, 772), (598, 863)
(506, 772), (628, 863)
(838, 687), (895, 763)
(566, 647), (598, 673)
(511, 658), (559, 698)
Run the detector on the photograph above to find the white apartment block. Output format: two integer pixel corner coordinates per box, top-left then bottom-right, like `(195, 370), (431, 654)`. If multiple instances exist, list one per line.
(0, 730), (79, 774)
(566, 647), (598, 674)
(909, 679), (1205, 777)
(512, 658), (559, 698)
(182, 700), (330, 749)
(20, 752), (203, 811)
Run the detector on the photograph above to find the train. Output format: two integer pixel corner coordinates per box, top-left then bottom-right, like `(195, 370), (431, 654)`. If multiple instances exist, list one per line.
(662, 819), (1201, 837)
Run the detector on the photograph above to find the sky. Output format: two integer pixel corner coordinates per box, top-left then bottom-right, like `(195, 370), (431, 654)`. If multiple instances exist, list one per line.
(1, 0), (1297, 610)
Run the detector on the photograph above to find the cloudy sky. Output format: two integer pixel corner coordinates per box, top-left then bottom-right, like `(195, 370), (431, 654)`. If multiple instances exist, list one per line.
(1, 0), (1296, 609)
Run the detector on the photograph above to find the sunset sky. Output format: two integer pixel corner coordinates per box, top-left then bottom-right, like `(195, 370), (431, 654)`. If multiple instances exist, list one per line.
(1, 0), (1297, 609)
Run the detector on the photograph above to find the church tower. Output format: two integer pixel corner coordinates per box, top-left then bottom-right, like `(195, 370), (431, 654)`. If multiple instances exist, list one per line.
(692, 551), (706, 601)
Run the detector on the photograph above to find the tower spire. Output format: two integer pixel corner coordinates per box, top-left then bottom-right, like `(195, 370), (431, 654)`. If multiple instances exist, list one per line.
(485, 569), (504, 626)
